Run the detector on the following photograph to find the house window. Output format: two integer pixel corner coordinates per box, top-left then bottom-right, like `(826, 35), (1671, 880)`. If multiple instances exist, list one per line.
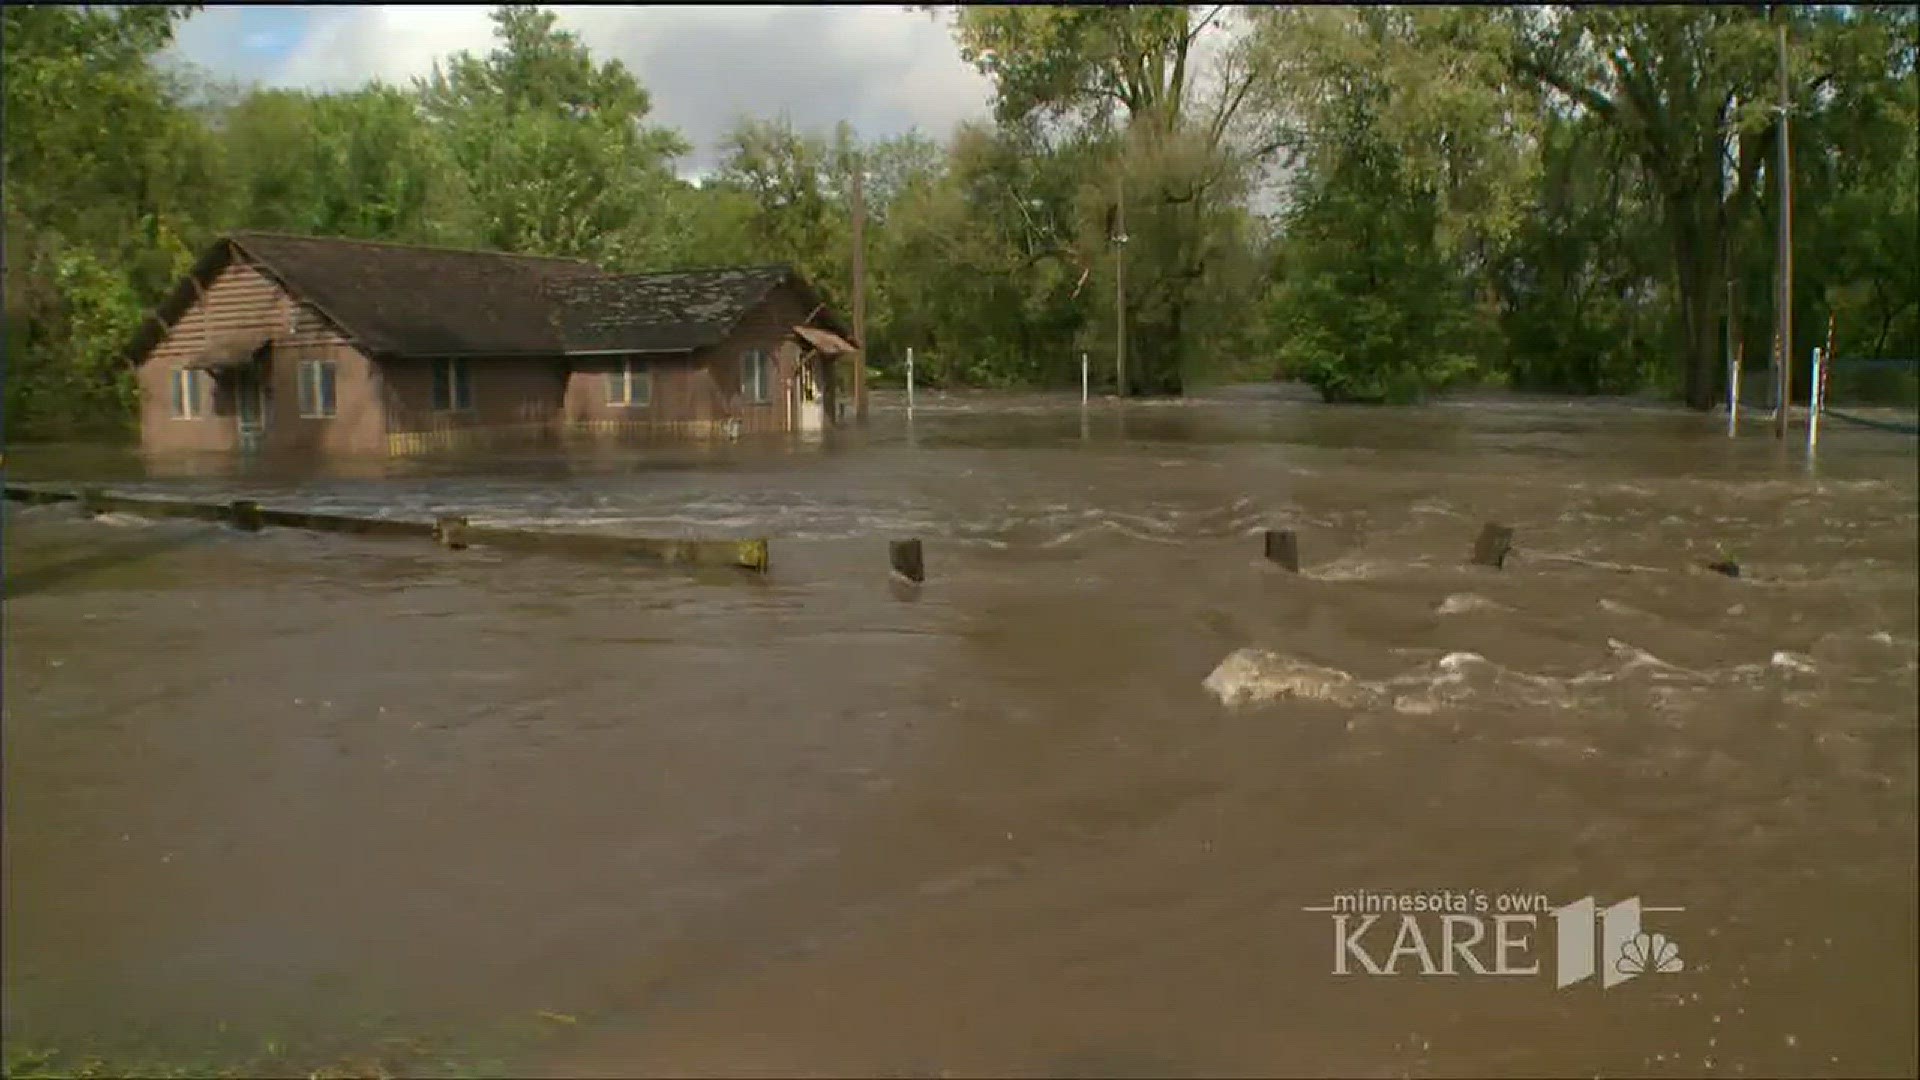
(297, 360), (337, 419)
(169, 368), (206, 420)
(432, 358), (473, 412)
(741, 349), (772, 403)
(606, 358), (652, 407)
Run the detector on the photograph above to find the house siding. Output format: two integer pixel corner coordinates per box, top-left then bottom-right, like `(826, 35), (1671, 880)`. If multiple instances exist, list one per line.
(137, 259), (386, 455)
(263, 337), (386, 456)
(562, 355), (713, 426)
(381, 356), (568, 448)
(699, 283), (817, 434)
(558, 282), (828, 438)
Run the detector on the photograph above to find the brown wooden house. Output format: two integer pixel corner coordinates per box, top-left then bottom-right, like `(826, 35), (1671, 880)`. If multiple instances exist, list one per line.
(128, 232), (858, 456)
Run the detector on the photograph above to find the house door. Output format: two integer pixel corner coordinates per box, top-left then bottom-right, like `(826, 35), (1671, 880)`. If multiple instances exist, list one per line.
(796, 357), (825, 434)
(235, 368), (269, 451)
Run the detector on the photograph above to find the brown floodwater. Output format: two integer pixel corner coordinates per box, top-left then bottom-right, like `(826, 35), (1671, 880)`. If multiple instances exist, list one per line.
(4, 385), (1916, 1077)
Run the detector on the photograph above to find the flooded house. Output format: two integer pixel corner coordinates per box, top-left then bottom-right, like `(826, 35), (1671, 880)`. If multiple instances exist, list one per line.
(128, 232), (859, 456)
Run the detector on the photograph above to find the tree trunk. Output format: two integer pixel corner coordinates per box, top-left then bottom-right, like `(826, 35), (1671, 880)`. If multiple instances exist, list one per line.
(1669, 196), (1724, 411)
(1157, 293), (1187, 395)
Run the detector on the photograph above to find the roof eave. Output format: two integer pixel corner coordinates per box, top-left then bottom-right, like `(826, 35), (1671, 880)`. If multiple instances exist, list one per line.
(559, 347), (700, 357)
(377, 346), (702, 360)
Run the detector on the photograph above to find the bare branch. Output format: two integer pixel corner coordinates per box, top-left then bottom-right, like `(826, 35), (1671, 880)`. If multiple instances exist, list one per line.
(1513, 53), (1620, 122)
(1187, 4), (1226, 45)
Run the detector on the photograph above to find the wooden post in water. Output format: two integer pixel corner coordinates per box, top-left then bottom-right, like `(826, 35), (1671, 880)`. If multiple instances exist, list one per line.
(906, 346), (914, 418)
(229, 499), (263, 532)
(1471, 523), (1514, 569)
(434, 515), (470, 550)
(733, 539), (770, 573)
(1263, 529), (1300, 572)
(889, 539), (924, 583)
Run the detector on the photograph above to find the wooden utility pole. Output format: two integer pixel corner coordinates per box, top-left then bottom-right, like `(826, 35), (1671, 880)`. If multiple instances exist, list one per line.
(1773, 20), (1793, 440)
(1114, 168), (1128, 398)
(851, 164), (868, 422)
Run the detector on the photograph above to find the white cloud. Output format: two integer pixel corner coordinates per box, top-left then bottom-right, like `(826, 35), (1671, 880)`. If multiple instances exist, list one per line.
(167, 4), (996, 175)
(277, 7), (497, 89)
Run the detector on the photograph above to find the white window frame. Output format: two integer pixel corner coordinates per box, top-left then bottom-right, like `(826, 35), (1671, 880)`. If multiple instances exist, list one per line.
(297, 359), (338, 419)
(607, 358), (652, 407)
(170, 368), (206, 420)
(741, 349), (772, 404)
(433, 358), (474, 413)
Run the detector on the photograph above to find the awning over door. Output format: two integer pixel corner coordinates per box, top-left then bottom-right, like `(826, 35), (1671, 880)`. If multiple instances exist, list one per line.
(792, 325), (856, 357)
(185, 329), (274, 374)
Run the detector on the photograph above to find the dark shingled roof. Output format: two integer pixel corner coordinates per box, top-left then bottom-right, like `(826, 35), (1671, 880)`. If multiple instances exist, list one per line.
(128, 233), (848, 364)
(544, 266), (799, 353)
(233, 232), (603, 358)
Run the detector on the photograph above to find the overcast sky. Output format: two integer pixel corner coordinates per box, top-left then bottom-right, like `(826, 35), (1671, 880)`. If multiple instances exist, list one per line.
(165, 5), (999, 177)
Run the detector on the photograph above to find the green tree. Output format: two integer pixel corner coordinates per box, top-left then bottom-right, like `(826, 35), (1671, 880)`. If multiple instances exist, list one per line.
(2, 4), (203, 437)
(1245, 7), (1529, 401)
(418, 4), (688, 263)
(218, 85), (479, 244)
(1505, 6), (1818, 409)
(939, 4), (1266, 395)
(708, 118), (851, 298)
(1491, 111), (1670, 393)
(1786, 5), (1918, 366)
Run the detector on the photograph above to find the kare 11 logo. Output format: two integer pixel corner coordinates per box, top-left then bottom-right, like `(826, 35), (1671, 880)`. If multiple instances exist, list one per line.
(1303, 890), (1685, 988)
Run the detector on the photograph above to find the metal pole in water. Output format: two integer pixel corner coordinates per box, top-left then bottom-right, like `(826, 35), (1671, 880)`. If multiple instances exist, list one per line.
(1807, 346), (1823, 452)
(1728, 352), (1741, 437)
(1081, 351), (1089, 407)
(906, 346), (914, 419)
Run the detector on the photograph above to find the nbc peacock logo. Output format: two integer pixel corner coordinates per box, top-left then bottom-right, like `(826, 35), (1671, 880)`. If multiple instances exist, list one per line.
(1552, 896), (1686, 989)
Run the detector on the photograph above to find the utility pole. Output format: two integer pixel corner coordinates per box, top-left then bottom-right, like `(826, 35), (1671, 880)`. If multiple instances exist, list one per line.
(851, 162), (868, 422)
(1773, 19), (1792, 440)
(1114, 168), (1128, 398)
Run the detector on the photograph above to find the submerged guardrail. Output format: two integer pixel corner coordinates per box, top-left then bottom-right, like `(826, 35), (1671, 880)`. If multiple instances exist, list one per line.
(9, 486), (1757, 585)
(2, 485), (770, 573)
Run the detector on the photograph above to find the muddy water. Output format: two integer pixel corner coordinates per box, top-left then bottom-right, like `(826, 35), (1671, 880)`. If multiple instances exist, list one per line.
(4, 386), (1916, 1077)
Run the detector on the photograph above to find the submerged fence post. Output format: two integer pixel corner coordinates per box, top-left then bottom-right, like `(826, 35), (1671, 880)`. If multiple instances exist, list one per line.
(1081, 352), (1089, 406)
(906, 346), (915, 418)
(889, 539), (924, 583)
(434, 515), (470, 550)
(1263, 529), (1299, 572)
(734, 539), (770, 573)
(229, 499), (263, 532)
(1471, 523), (1514, 569)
